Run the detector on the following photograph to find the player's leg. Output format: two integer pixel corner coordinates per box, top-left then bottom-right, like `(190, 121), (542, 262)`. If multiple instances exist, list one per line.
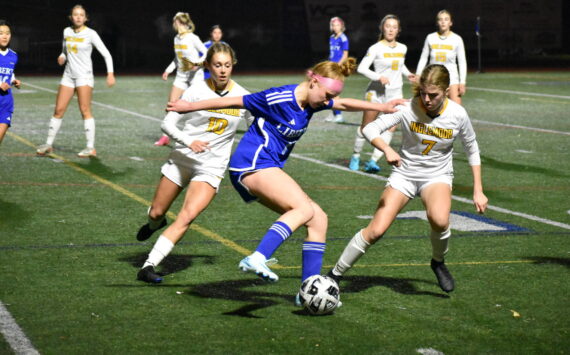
(329, 186), (409, 280)
(420, 181), (454, 292)
(75, 84), (96, 157)
(0, 123), (8, 144)
(138, 180), (215, 283)
(237, 168), (322, 282)
(37, 85), (74, 155)
(349, 109), (377, 171)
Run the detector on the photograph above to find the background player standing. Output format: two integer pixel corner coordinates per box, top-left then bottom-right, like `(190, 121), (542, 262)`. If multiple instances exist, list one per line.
(36, 5), (115, 157)
(349, 14), (415, 173)
(416, 10), (467, 104)
(324, 16), (349, 123)
(0, 20), (20, 145)
(155, 12), (208, 146)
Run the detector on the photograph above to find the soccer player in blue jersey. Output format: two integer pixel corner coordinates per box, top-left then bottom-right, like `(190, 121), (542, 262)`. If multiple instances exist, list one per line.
(325, 17), (349, 123)
(202, 25), (226, 80)
(167, 58), (404, 300)
(0, 20), (20, 145)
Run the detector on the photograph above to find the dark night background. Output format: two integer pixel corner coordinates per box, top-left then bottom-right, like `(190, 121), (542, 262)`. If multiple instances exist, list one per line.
(3, 0), (569, 75)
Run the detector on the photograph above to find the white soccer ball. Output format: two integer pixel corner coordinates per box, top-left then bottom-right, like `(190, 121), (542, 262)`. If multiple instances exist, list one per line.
(299, 275), (340, 315)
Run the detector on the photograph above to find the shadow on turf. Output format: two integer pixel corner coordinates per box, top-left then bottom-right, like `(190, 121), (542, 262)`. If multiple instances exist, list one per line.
(0, 200), (31, 227)
(188, 275), (447, 318)
(119, 252), (215, 275)
(75, 157), (134, 180)
(525, 256), (570, 268)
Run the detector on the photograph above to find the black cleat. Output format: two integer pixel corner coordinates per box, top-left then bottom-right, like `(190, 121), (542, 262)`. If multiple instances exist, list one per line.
(431, 259), (455, 293)
(326, 269), (343, 285)
(137, 266), (163, 283)
(136, 219), (167, 241)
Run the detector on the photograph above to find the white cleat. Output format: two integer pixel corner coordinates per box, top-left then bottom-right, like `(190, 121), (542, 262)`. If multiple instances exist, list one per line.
(238, 254), (279, 283)
(77, 147), (97, 158)
(36, 144), (53, 156)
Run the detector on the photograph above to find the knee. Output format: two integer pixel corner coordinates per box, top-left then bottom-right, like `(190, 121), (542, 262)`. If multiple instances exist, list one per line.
(307, 203), (328, 228)
(427, 213), (449, 233)
(149, 205), (167, 221)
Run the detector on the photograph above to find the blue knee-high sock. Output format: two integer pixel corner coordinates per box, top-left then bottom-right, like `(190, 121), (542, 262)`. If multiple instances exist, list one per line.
(333, 109), (341, 115)
(255, 221), (292, 259)
(302, 242), (326, 281)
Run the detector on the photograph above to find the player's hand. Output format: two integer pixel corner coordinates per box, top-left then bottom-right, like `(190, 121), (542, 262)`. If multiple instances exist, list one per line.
(381, 98), (407, 113)
(0, 82), (10, 91)
(106, 73), (116, 87)
(167, 99), (194, 113)
(407, 74), (416, 83)
(11, 79), (21, 89)
(384, 147), (401, 167)
(459, 84), (466, 96)
(379, 76), (390, 85)
(189, 140), (210, 153)
(473, 191), (488, 213)
(57, 56), (66, 66)
(162, 72), (169, 81)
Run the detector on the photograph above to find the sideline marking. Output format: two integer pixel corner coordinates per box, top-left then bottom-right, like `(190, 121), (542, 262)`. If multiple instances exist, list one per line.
(0, 302), (40, 355)
(6, 132), (253, 258)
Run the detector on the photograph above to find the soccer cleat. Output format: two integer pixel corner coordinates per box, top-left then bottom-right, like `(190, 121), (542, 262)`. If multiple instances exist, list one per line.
(326, 269), (343, 285)
(364, 159), (380, 173)
(349, 156), (360, 171)
(294, 293), (302, 307)
(137, 265), (163, 283)
(238, 255), (279, 282)
(154, 135), (170, 146)
(431, 259), (455, 293)
(36, 144), (53, 156)
(333, 114), (344, 123)
(324, 113), (335, 122)
(77, 147), (96, 158)
(136, 219), (167, 241)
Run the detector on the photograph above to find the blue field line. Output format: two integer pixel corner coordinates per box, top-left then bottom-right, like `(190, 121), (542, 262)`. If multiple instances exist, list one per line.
(2, 230), (570, 253)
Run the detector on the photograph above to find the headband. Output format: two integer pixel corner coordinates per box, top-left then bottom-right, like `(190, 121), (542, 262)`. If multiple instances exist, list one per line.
(307, 70), (344, 96)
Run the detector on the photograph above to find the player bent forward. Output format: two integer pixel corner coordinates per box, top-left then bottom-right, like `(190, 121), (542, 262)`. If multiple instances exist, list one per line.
(328, 64), (488, 293)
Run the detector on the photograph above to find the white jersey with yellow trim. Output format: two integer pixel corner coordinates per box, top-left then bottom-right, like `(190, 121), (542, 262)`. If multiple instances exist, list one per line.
(358, 40), (412, 94)
(161, 78), (253, 177)
(363, 97), (480, 180)
(416, 32), (467, 84)
(60, 26), (113, 78)
(164, 32), (207, 74)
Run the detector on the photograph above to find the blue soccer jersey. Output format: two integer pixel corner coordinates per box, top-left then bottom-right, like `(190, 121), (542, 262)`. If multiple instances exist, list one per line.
(0, 48), (18, 123)
(229, 84), (333, 172)
(329, 33), (349, 63)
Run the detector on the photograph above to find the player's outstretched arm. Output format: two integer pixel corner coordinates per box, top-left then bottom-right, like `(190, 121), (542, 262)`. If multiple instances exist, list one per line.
(333, 97), (406, 113)
(167, 96), (244, 113)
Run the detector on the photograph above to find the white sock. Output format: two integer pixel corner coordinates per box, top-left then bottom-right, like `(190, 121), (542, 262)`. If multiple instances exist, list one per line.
(332, 230), (371, 276)
(143, 235), (175, 269)
(370, 130), (393, 162)
(430, 228), (451, 262)
(46, 117), (63, 145)
(83, 118), (95, 149)
(353, 127), (365, 156)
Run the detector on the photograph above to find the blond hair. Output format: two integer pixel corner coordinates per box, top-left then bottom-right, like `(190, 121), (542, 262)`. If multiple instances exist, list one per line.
(329, 17), (345, 33)
(412, 64), (450, 97)
(308, 57), (356, 82)
(436, 9), (452, 22)
(173, 12), (195, 33)
(206, 42), (237, 66)
(378, 14), (401, 41)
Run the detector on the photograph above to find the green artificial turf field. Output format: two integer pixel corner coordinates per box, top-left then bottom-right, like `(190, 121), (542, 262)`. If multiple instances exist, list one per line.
(0, 72), (569, 354)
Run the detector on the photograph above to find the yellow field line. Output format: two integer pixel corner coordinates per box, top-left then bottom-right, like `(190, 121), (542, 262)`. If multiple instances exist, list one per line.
(6, 131), (254, 258)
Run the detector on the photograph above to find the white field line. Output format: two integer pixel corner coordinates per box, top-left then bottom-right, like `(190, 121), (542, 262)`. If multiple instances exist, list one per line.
(22, 82), (161, 122)
(23, 81), (570, 230)
(0, 302), (40, 355)
(470, 119), (570, 136)
(469, 86), (570, 100)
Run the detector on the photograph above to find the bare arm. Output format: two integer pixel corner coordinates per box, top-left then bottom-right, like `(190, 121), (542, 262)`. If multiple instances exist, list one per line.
(470, 165), (488, 213)
(167, 95), (244, 113)
(332, 97), (406, 113)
